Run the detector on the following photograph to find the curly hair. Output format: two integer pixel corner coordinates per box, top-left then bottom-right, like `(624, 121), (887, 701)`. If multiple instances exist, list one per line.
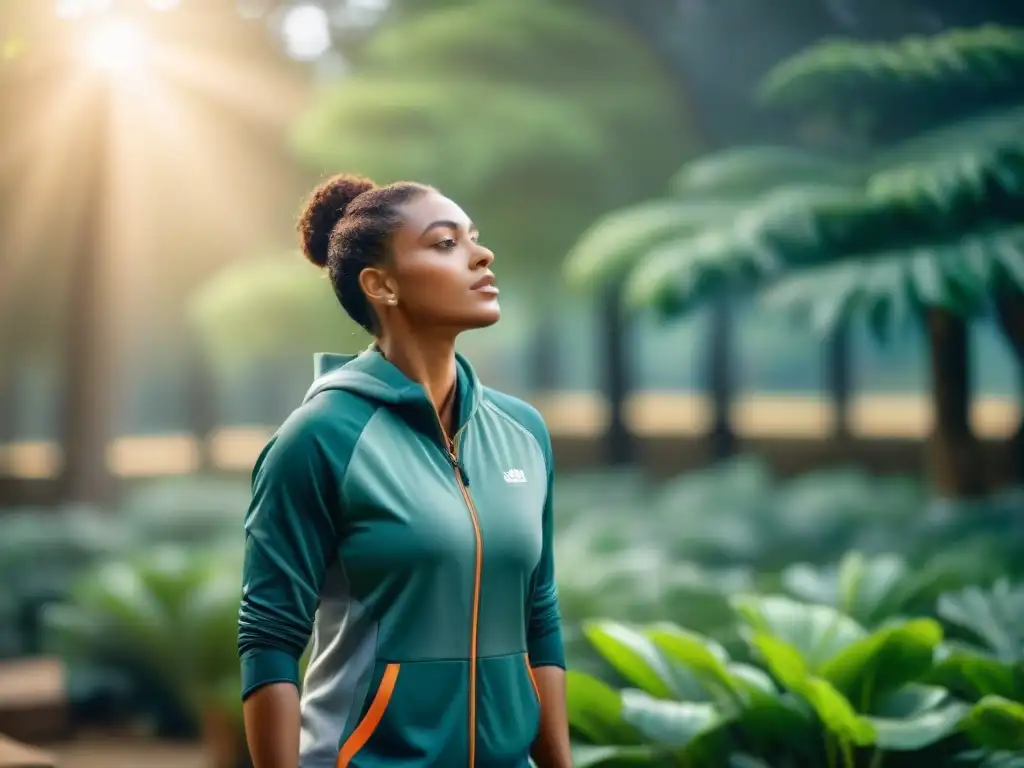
(297, 173), (431, 333)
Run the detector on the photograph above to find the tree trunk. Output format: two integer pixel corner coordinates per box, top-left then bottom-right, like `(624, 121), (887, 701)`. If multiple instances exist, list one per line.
(0, 355), (16, 445)
(184, 332), (218, 473)
(58, 84), (114, 505)
(993, 290), (1024, 486)
(529, 313), (559, 394)
(925, 308), (986, 498)
(600, 281), (633, 465)
(706, 294), (736, 460)
(826, 320), (851, 438)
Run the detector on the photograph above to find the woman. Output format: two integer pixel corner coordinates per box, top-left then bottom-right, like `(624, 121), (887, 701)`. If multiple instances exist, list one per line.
(237, 174), (572, 768)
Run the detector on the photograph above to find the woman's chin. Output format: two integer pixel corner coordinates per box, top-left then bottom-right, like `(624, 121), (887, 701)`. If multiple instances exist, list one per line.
(466, 304), (501, 329)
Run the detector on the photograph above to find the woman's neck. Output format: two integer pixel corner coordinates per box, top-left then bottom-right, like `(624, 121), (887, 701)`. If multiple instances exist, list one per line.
(376, 332), (459, 420)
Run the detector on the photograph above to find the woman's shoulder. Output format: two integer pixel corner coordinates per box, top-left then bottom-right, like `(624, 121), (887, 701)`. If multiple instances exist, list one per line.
(261, 389), (380, 468)
(480, 387), (551, 452)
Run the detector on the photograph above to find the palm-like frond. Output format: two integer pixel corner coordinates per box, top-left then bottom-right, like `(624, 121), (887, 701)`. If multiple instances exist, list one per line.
(868, 111), (1024, 209)
(623, 112), (1024, 325)
(761, 25), (1024, 110)
(563, 200), (736, 287)
(563, 146), (858, 290)
(759, 223), (1024, 339)
(671, 145), (858, 197)
(624, 184), (861, 314)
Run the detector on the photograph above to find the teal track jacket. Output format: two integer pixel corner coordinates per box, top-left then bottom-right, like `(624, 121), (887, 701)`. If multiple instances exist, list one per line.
(237, 347), (564, 768)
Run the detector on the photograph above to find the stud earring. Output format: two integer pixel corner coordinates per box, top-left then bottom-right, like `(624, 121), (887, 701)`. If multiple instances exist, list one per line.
(386, 295), (398, 306)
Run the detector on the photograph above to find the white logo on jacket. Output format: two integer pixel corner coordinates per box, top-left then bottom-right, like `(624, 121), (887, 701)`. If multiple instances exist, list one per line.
(503, 468), (527, 484)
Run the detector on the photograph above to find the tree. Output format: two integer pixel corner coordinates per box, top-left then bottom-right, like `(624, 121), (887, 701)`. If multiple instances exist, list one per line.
(0, 2), (315, 502)
(185, 0), (697, 466)
(618, 26), (1024, 498)
(565, 146), (861, 458)
(284, 0), (696, 391)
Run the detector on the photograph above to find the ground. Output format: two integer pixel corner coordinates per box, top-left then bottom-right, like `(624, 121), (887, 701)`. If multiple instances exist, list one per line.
(50, 737), (206, 768)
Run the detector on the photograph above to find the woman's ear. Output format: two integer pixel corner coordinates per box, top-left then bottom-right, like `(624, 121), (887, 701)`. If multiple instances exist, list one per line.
(359, 267), (399, 308)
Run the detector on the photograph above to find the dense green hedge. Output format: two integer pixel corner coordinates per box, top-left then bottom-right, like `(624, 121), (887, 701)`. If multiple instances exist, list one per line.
(1, 461), (1022, 764)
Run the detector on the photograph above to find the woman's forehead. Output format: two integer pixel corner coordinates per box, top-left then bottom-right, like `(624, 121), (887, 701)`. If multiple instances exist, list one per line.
(399, 191), (473, 234)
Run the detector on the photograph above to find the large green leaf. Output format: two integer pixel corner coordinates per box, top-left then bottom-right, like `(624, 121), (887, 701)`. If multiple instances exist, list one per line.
(781, 551), (911, 626)
(751, 633), (875, 746)
(866, 684), (968, 751)
(582, 620), (678, 699)
(819, 618), (944, 710)
(869, 108), (1024, 207)
(930, 646), (1024, 701)
(619, 689), (721, 748)
(645, 624), (744, 711)
(620, 111), (1024, 329)
(962, 695), (1024, 751)
(731, 595), (865, 670)
(566, 670), (644, 746)
(43, 547), (243, 720)
(937, 580), (1024, 662)
(570, 744), (661, 768)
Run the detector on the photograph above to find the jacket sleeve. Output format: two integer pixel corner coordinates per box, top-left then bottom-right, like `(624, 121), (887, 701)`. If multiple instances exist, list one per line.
(527, 429), (565, 669)
(237, 415), (340, 700)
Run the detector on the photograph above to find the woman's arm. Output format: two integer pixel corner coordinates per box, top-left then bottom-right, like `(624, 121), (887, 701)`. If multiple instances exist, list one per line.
(527, 438), (572, 768)
(531, 666), (572, 768)
(243, 683), (301, 768)
(238, 415), (340, 768)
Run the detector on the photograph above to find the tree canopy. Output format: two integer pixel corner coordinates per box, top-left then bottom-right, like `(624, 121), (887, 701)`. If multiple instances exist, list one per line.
(289, 1), (696, 290)
(568, 26), (1024, 340)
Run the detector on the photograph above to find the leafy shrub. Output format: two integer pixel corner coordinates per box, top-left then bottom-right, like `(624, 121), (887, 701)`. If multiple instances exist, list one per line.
(42, 544), (245, 739)
(0, 475), (249, 658)
(567, 597), (974, 766)
(553, 459), (1024, 635)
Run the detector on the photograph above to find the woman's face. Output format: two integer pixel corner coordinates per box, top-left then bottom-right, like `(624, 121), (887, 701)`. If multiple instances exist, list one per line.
(363, 189), (500, 333)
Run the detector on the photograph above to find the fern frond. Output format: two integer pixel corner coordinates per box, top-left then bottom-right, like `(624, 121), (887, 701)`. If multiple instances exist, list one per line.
(670, 145), (858, 197)
(761, 25), (1024, 110)
(759, 223), (1024, 339)
(623, 184), (860, 315)
(563, 200), (735, 288)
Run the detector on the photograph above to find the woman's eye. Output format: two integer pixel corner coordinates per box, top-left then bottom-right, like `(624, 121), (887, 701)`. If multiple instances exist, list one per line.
(436, 238), (457, 250)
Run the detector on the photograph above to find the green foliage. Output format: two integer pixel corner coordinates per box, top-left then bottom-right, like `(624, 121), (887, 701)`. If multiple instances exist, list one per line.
(781, 552), (918, 627)
(43, 545), (245, 735)
(0, 477), (249, 660)
(1, 465), (1023, 763)
(593, 107), (1024, 336)
(564, 24), (1024, 352)
(187, 253), (368, 371)
(760, 25), (1024, 113)
(568, 601), (969, 766)
(564, 146), (857, 297)
(291, 2), (695, 289)
(189, 0), (696, 367)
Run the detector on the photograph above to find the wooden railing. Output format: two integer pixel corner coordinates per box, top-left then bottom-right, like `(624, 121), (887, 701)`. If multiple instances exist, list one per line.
(0, 392), (1016, 480)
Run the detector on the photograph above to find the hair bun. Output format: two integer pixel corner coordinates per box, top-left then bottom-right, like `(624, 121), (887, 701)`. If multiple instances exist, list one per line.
(298, 173), (377, 268)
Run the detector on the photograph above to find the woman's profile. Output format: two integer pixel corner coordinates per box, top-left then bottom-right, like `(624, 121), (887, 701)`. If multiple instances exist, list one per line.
(237, 174), (571, 768)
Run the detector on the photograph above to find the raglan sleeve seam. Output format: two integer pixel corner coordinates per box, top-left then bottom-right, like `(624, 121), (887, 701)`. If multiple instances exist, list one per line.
(522, 406), (565, 670)
(237, 406), (347, 700)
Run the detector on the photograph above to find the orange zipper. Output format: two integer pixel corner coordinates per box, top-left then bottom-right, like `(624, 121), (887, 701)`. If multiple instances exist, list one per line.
(437, 419), (482, 767)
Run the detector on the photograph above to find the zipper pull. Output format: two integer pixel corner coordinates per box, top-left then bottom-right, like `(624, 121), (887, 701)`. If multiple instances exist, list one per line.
(451, 455), (470, 486)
